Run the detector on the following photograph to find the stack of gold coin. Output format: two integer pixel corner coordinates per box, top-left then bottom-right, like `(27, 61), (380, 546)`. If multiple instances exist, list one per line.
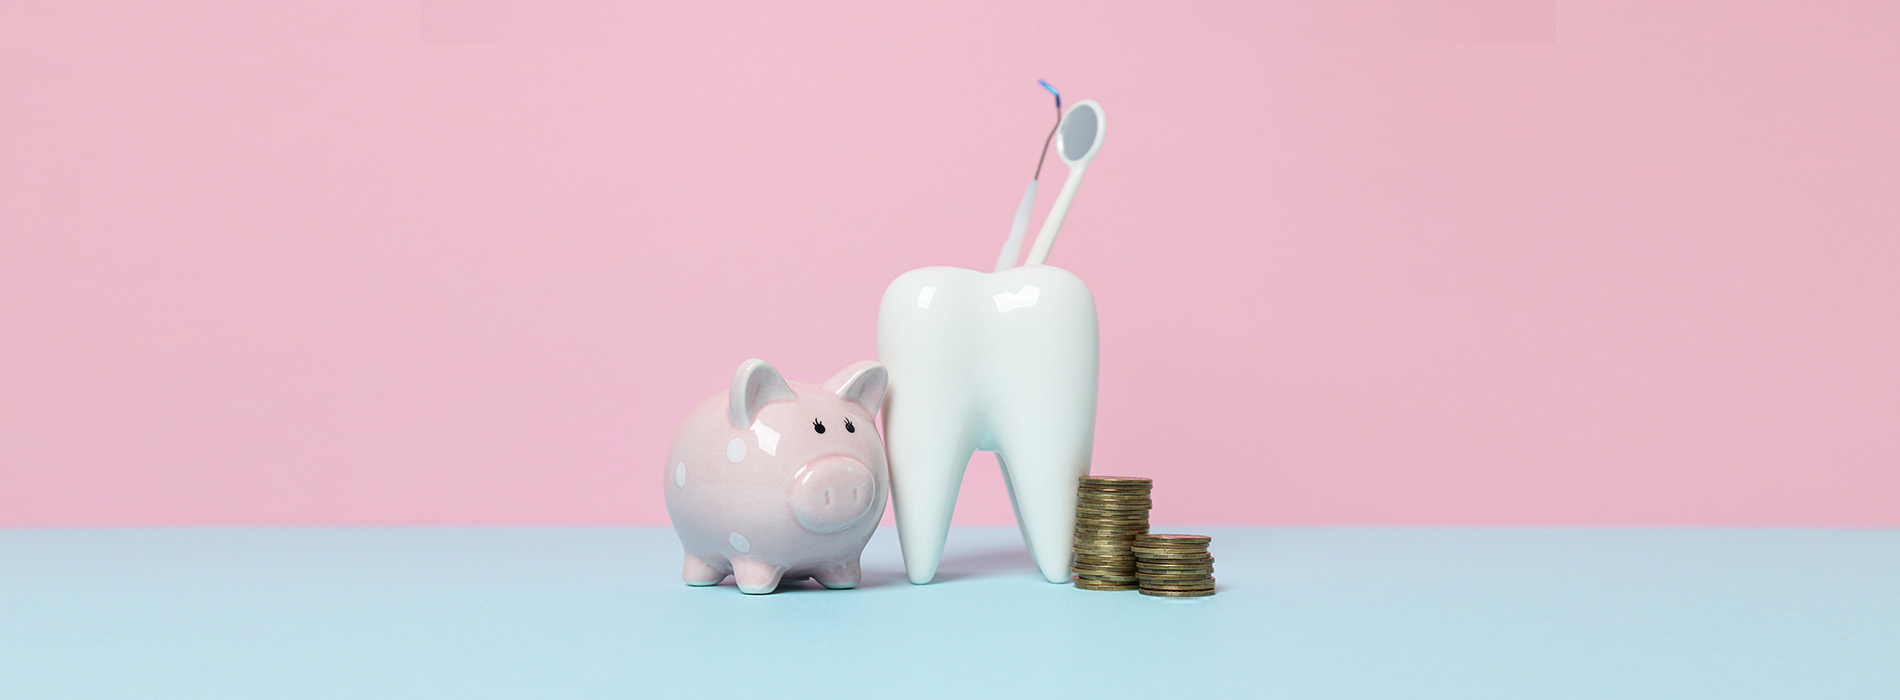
(1132, 534), (1214, 597)
(1071, 476), (1152, 591)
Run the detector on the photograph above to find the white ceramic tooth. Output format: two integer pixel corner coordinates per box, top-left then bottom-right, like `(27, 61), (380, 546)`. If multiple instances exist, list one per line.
(878, 264), (1099, 584)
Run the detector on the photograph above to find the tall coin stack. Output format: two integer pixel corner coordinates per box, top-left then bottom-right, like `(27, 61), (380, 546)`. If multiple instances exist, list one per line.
(1132, 534), (1215, 597)
(1071, 476), (1153, 591)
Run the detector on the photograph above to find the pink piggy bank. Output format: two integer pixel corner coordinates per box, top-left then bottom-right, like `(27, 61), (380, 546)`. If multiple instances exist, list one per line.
(664, 358), (890, 594)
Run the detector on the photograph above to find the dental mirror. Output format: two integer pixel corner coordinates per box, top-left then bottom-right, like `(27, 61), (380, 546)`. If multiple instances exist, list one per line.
(1025, 100), (1105, 266)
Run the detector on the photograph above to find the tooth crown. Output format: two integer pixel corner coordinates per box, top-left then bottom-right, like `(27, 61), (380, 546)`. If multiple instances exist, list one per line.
(878, 265), (1100, 584)
(664, 360), (889, 593)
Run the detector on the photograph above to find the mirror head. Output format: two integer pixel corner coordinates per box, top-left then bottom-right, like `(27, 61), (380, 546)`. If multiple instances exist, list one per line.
(1057, 101), (1104, 165)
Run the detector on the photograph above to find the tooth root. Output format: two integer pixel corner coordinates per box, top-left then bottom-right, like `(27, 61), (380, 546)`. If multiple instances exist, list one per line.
(994, 405), (1095, 583)
(731, 557), (785, 594)
(884, 396), (980, 584)
(682, 552), (728, 586)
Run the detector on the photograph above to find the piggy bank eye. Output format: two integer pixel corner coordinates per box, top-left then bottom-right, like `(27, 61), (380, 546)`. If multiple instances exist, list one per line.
(843, 418), (856, 433)
(811, 418), (826, 434)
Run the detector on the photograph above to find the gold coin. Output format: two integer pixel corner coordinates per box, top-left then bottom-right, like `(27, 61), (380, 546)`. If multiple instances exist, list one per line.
(1140, 585), (1216, 594)
(1140, 588), (1214, 597)
(1130, 550), (1210, 559)
(1139, 579), (1216, 590)
(1136, 565), (1213, 574)
(1138, 575), (1213, 585)
(1075, 583), (1139, 592)
(1131, 550), (1211, 559)
(1079, 476), (1152, 485)
(1124, 559), (1216, 570)
(1131, 555), (1210, 563)
(1135, 534), (1211, 545)
(1135, 559), (1212, 567)
(1129, 547), (1209, 557)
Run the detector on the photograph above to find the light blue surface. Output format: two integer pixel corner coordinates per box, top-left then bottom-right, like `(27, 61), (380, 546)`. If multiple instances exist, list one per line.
(2, 527), (1895, 699)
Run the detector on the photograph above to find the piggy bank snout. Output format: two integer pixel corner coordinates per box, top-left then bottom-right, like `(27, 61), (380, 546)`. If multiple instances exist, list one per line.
(789, 458), (877, 534)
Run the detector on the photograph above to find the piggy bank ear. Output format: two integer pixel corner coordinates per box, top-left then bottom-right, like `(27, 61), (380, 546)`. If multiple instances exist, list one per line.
(729, 359), (795, 429)
(825, 361), (888, 418)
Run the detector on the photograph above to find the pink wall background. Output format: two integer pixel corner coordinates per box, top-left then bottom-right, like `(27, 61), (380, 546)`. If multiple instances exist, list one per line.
(3, 2), (1896, 527)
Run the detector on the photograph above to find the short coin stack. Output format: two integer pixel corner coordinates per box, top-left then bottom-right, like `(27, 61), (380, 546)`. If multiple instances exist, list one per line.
(1070, 476), (1153, 591)
(1132, 534), (1215, 597)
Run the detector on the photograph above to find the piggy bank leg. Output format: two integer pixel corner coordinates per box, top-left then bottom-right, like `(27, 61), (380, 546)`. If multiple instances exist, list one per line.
(811, 558), (862, 589)
(731, 557), (786, 595)
(683, 552), (728, 586)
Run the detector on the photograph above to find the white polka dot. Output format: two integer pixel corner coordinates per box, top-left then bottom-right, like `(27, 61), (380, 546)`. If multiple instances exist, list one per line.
(674, 461), (686, 487)
(729, 532), (750, 553)
(726, 438), (746, 463)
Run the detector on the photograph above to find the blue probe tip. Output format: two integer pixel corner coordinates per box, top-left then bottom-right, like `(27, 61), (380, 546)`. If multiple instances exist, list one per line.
(1038, 79), (1060, 109)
